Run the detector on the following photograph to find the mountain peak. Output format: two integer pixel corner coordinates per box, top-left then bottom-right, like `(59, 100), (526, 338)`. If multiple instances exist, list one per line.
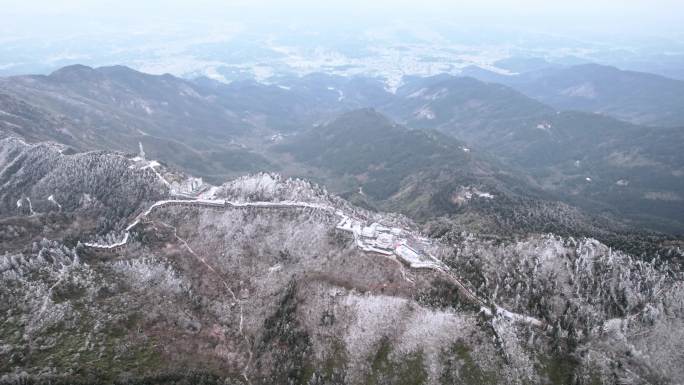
(572, 62), (616, 70)
(96, 64), (139, 75)
(48, 64), (101, 82)
(331, 108), (393, 127)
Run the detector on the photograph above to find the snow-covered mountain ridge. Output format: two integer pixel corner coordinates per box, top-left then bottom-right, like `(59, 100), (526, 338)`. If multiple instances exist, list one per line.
(1, 137), (683, 384)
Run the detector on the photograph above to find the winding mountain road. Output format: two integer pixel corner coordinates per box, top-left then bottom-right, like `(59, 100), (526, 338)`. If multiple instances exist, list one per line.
(83, 196), (544, 329)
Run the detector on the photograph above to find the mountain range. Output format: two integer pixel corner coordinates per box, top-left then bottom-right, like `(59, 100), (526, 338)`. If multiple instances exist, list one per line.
(462, 63), (684, 127)
(2, 64), (682, 236)
(1, 61), (684, 384)
(2, 135), (683, 384)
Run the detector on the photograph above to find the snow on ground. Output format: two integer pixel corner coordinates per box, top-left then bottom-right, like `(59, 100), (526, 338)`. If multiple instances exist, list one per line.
(561, 82), (597, 99)
(199, 185), (219, 200)
(128, 155), (171, 187)
(409, 87), (448, 101)
(170, 176), (204, 196)
(644, 191), (682, 201)
(451, 186), (494, 204)
(25, 197), (35, 215)
(81, 173), (542, 331)
(111, 258), (186, 294)
(47, 194), (62, 210)
(140, 160), (161, 170)
(340, 290), (488, 384)
(252, 65), (275, 82)
(84, 233), (130, 249)
(228, 173), (279, 199)
(268, 264), (283, 274)
(408, 88), (428, 98)
(494, 307), (544, 328)
(326, 86), (345, 101)
(2, 121), (22, 129)
(415, 106), (436, 120)
(536, 122), (552, 131)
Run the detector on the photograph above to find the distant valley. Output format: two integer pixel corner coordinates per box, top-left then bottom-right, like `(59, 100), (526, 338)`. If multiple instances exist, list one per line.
(1, 60), (684, 385)
(2, 64), (683, 236)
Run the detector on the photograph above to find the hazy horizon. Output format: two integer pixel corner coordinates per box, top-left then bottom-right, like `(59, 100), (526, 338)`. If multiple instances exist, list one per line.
(2, 0), (684, 80)
(4, 0), (684, 37)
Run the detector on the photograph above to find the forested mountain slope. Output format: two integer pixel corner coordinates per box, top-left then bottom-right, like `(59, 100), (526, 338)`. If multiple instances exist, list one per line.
(1, 138), (683, 384)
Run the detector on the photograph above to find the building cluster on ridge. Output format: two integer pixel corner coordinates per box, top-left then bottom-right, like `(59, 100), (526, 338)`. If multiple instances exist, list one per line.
(336, 215), (443, 270)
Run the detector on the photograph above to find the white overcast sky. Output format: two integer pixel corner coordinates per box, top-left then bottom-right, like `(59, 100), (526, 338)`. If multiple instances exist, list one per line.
(2, 0), (683, 40)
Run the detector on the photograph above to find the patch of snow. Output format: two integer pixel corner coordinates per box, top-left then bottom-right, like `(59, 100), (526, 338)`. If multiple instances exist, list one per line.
(170, 176), (204, 196)
(0, 110), (18, 117)
(136, 159), (170, 187)
(414, 106), (435, 120)
(475, 191), (494, 199)
(494, 307), (544, 328)
(407, 87), (448, 101)
(79, 193), (95, 207)
(18, 197), (36, 215)
(111, 258), (186, 294)
(408, 88), (428, 99)
(252, 65), (275, 82)
(429, 88), (448, 100)
(561, 82), (597, 99)
(383, 75), (404, 94)
(2, 121), (22, 129)
(140, 160), (161, 170)
(326, 86), (345, 101)
(138, 142), (146, 160)
(644, 191), (682, 201)
(451, 186), (494, 204)
(361, 225), (376, 238)
(616, 179), (629, 186)
(199, 185), (219, 199)
(47, 195), (62, 210)
(536, 122), (552, 131)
